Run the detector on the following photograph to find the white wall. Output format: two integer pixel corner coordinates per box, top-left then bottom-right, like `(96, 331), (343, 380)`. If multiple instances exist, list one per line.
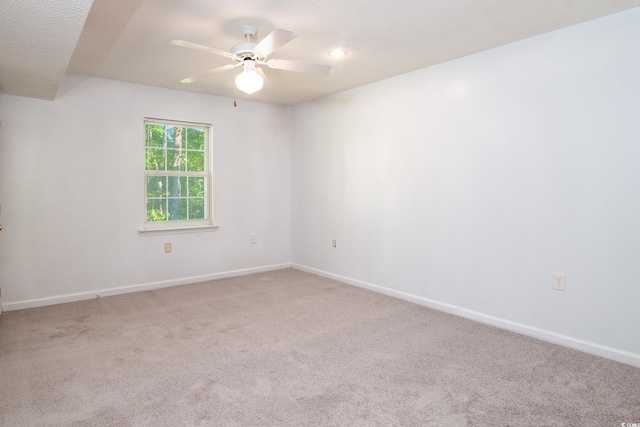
(1, 8), (639, 365)
(292, 8), (640, 359)
(0, 75), (292, 306)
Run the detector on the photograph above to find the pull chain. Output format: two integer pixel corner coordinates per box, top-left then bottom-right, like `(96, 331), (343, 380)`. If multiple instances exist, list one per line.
(233, 84), (238, 107)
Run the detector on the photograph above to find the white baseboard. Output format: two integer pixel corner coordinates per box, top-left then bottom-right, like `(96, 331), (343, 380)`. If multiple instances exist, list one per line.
(2, 263), (291, 312)
(5, 262), (639, 368)
(292, 263), (640, 368)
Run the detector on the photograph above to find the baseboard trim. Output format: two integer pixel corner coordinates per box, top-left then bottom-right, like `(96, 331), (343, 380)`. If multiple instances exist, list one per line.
(2, 263), (291, 312)
(5, 262), (639, 367)
(292, 263), (640, 368)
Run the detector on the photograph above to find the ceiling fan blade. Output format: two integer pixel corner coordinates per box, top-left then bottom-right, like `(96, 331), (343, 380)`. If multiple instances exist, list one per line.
(256, 67), (272, 89)
(265, 59), (332, 76)
(170, 40), (234, 59)
(180, 63), (240, 84)
(254, 28), (296, 56)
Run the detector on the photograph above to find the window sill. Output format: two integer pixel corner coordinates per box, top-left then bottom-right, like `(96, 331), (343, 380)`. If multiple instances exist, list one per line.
(139, 224), (219, 236)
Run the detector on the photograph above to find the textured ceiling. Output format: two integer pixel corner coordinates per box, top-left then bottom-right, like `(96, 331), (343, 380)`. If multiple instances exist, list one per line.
(0, 0), (94, 100)
(2, 0), (640, 105)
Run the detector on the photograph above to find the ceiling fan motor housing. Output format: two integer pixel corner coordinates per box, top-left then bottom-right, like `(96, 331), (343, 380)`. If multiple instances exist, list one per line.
(230, 24), (266, 61)
(231, 42), (264, 61)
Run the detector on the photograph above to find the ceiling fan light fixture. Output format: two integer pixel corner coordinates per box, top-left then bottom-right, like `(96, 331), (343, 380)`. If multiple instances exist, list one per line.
(235, 59), (264, 94)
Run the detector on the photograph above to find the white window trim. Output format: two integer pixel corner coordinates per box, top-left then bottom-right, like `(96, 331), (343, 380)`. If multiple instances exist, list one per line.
(138, 224), (219, 236)
(140, 117), (216, 233)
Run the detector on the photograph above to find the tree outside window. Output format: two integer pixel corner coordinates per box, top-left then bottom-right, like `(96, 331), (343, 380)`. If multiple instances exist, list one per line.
(143, 119), (212, 229)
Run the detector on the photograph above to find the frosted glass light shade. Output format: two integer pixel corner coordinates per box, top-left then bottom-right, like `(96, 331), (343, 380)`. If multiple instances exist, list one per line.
(235, 60), (264, 94)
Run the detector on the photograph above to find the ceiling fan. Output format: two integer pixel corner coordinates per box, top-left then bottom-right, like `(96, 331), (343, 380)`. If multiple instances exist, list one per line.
(171, 25), (332, 94)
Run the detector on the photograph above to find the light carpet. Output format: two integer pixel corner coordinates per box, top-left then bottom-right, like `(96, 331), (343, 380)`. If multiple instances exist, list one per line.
(1, 268), (639, 426)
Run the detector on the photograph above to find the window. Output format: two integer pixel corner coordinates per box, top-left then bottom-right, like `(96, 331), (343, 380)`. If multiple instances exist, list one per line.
(143, 118), (213, 231)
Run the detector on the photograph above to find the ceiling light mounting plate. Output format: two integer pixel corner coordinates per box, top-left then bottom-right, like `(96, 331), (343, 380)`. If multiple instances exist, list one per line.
(241, 25), (257, 38)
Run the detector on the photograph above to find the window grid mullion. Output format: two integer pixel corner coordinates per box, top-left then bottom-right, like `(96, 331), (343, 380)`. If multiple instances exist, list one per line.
(144, 119), (211, 227)
(145, 171), (206, 177)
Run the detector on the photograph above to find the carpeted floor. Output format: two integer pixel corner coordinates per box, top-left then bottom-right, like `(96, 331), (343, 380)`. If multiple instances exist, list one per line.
(1, 268), (639, 426)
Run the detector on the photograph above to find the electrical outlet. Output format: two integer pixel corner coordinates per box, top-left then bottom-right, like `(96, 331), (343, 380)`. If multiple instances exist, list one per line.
(331, 239), (337, 248)
(553, 273), (565, 291)
(251, 233), (257, 244)
(164, 242), (172, 253)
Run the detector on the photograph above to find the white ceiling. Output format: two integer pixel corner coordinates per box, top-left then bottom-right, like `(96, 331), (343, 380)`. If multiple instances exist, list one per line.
(2, 0), (640, 105)
(0, 0), (94, 100)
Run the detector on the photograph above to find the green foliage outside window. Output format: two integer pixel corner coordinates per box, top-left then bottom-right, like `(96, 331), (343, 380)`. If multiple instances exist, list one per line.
(144, 121), (209, 224)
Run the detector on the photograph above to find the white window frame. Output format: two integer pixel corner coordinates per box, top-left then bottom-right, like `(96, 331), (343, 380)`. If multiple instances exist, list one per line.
(141, 118), (215, 234)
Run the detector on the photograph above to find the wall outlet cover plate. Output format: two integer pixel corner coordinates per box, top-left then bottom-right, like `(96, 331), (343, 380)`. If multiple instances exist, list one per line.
(553, 273), (566, 291)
